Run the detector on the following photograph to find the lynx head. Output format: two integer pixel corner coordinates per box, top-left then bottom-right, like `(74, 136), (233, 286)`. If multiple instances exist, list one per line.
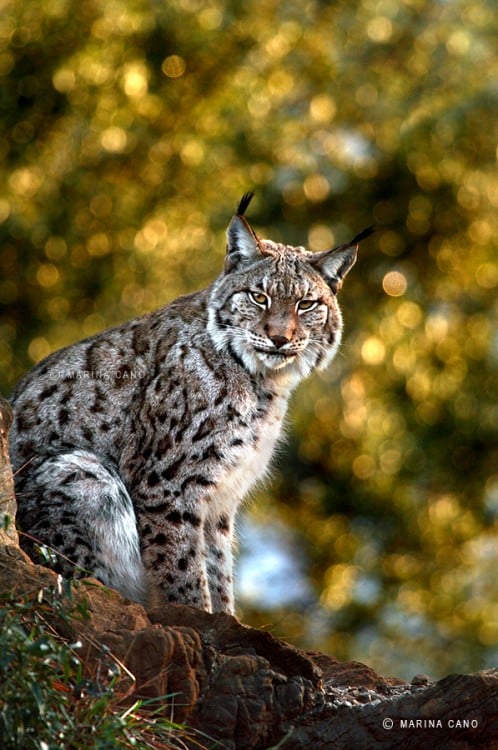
(207, 193), (373, 386)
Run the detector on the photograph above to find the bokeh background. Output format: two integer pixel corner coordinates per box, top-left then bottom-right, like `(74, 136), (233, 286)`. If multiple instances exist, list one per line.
(1, 0), (497, 680)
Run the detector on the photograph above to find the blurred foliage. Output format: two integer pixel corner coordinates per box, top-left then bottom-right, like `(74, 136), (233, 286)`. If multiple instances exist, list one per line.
(1, 0), (497, 680)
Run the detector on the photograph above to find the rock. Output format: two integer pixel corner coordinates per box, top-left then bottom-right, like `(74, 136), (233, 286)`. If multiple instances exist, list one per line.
(0, 397), (18, 546)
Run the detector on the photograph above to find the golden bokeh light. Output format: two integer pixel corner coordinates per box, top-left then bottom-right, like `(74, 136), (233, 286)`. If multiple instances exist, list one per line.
(382, 271), (407, 296)
(161, 55), (186, 78)
(361, 336), (386, 365)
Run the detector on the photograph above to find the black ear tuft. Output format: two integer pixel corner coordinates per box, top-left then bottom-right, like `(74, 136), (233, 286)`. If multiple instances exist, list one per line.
(309, 223), (376, 295)
(237, 192), (254, 217)
(225, 196), (260, 271)
(350, 225), (376, 245)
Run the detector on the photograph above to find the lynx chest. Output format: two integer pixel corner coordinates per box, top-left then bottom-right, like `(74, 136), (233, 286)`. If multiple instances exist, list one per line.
(207, 388), (288, 518)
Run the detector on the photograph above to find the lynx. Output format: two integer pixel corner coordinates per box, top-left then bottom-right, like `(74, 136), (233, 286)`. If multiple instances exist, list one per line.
(9, 194), (372, 613)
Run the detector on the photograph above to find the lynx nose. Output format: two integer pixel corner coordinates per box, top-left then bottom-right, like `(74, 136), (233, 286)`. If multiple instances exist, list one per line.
(270, 334), (291, 349)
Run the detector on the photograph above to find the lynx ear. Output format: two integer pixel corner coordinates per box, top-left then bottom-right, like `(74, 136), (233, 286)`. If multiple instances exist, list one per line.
(311, 226), (374, 294)
(225, 192), (261, 271)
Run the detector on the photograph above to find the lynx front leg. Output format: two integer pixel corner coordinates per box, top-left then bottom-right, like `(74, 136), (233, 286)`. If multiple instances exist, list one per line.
(204, 512), (235, 614)
(139, 512), (213, 611)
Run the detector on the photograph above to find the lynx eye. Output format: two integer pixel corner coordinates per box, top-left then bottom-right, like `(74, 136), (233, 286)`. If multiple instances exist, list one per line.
(297, 299), (318, 313)
(248, 290), (269, 308)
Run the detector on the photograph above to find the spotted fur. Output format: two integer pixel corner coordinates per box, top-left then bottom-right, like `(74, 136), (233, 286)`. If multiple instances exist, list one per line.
(9, 196), (370, 613)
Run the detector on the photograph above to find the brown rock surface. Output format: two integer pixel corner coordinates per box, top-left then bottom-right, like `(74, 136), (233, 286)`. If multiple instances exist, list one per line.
(0, 397), (18, 546)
